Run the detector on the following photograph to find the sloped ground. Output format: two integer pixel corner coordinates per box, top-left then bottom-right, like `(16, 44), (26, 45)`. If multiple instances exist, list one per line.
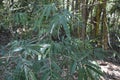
(98, 57), (120, 80)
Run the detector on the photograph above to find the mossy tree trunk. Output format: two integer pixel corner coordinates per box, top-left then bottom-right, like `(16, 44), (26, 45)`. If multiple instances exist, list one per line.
(101, 0), (108, 50)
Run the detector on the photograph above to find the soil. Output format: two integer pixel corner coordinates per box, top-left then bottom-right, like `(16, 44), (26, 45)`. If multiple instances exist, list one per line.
(0, 29), (12, 45)
(98, 57), (120, 80)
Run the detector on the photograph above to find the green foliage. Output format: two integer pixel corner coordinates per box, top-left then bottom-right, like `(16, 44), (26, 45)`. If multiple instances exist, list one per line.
(0, 0), (105, 80)
(1, 39), (103, 80)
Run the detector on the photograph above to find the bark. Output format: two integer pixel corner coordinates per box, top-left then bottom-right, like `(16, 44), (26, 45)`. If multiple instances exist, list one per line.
(67, 0), (69, 10)
(102, 0), (108, 50)
(81, 0), (88, 40)
(94, 1), (101, 37)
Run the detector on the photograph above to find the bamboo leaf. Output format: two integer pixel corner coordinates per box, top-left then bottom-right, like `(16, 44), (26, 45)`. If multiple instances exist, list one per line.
(78, 66), (84, 80)
(70, 61), (77, 74)
(42, 72), (50, 80)
(86, 68), (94, 80)
(60, 15), (70, 37)
(86, 64), (103, 76)
(29, 71), (37, 80)
(52, 61), (62, 71)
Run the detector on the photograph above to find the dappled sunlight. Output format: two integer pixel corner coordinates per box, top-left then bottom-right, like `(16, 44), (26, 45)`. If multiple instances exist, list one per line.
(97, 60), (120, 80)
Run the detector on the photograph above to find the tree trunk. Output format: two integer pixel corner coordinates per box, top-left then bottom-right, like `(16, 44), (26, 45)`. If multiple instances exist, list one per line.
(94, 1), (102, 37)
(81, 0), (87, 40)
(102, 0), (108, 50)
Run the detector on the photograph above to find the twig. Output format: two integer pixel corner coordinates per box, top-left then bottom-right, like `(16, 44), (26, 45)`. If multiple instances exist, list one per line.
(0, 55), (20, 59)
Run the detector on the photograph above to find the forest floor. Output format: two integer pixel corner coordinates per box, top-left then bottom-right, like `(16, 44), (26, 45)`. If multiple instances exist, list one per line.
(0, 32), (120, 80)
(98, 57), (120, 80)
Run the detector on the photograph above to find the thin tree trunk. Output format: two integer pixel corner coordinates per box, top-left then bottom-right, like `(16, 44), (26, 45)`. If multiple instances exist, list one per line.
(67, 0), (69, 10)
(75, 0), (78, 12)
(81, 0), (87, 40)
(94, 1), (101, 37)
(102, 0), (108, 50)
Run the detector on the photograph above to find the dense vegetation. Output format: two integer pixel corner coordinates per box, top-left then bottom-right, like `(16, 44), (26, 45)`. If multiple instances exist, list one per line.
(0, 0), (120, 80)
